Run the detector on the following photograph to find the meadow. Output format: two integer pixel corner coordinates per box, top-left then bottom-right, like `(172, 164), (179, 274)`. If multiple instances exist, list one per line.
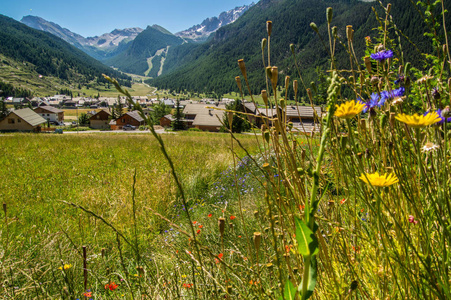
(2, 0), (451, 299)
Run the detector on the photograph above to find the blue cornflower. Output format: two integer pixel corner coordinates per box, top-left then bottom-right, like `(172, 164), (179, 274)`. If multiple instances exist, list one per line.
(370, 49), (393, 61)
(380, 87), (405, 105)
(362, 93), (380, 113)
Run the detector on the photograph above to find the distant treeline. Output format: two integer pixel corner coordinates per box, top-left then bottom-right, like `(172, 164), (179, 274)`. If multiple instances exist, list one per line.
(0, 80), (33, 98)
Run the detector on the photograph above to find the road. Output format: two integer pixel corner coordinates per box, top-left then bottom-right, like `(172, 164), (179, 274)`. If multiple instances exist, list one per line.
(63, 128), (172, 134)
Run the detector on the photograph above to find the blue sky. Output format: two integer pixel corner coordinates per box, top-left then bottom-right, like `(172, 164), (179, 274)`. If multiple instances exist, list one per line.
(0, 0), (255, 37)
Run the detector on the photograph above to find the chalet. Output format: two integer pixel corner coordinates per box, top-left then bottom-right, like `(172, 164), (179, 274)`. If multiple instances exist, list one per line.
(160, 114), (174, 127)
(0, 108), (46, 132)
(285, 105), (322, 132)
(183, 103), (226, 132)
(89, 110), (111, 129)
(34, 106), (64, 124)
(111, 111), (145, 130)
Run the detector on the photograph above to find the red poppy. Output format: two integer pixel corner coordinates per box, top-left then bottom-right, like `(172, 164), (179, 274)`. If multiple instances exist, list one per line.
(193, 221), (198, 225)
(196, 229), (201, 234)
(208, 214), (212, 217)
(105, 282), (118, 291)
(182, 283), (193, 289)
(230, 215), (236, 220)
(83, 291), (92, 297)
(198, 225), (203, 229)
(299, 205), (305, 210)
(218, 253), (223, 259)
(215, 258), (220, 264)
(340, 198), (346, 204)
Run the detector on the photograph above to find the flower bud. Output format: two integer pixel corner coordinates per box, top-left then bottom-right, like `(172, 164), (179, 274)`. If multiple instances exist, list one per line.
(266, 66), (272, 79)
(285, 76), (290, 91)
(264, 131), (270, 143)
(331, 26), (337, 38)
(387, 3), (392, 14)
(261, 38), (267, 51)
(266, 21), (272, 37)
(310, 22), (319, 33)
(290, 43), (295, 55)
(293, 80), (298, 96)
(235, 76), (242, 92)
(326, 7), (333, 24)
(346, 25), (354, 41)
(364, 56), (372, 73)
(280, 99), (285, 108)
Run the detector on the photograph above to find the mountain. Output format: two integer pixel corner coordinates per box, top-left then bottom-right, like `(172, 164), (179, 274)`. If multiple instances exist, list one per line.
(0, 14), (131, 95)
(175, 3), (255, 42)
(21, 15), (143, 61)
(149, 0), (450, 97)
(105, 25), (185, 76)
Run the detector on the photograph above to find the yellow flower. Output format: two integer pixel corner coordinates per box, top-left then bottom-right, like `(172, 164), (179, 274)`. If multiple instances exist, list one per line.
(58, 264), (72, 270)
(334, 100), (365, 119)
(395, 112), (441, 128)
(359, 172), (399, 187)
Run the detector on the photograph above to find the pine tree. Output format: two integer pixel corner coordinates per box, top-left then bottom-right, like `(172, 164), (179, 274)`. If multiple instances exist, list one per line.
(222, 99), (250, 133)
(172, 98), (185, 131)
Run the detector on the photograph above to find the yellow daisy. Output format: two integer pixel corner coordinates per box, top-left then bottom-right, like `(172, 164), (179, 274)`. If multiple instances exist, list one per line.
(359, 172), (399, 187)
(58, 264), (72, 270)
(395, 112), (441, 128)
(334, 100), (365, 119)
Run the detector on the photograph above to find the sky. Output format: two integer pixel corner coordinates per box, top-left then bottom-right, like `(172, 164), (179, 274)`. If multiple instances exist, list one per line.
(0, 0), (256, 37)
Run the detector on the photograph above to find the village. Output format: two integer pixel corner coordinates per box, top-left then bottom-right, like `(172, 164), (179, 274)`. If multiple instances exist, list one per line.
(0, 94), (322, 133)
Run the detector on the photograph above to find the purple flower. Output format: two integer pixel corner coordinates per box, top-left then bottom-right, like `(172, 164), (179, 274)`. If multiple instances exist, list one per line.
(362, 93), (380, 113)
(380, 87), (405, 105)
(370, 50), (394, 61)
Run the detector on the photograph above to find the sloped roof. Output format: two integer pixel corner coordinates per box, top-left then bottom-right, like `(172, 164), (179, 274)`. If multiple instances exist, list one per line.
(183, 104), (226, 115)
(285, 105), (322, 118)
(12, 108), (46, 126)
(35, 105), (64, 114)
(89, 109), (111, 120)
(125, 111), (144, 122)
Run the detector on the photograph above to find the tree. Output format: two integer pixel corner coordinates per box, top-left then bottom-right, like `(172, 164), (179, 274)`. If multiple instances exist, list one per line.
(172, 98), (185, 131)
(78, 113), (90, 126)
(221, 99), (251, 133)
(115, 95), (124, 117)
(151, 102), (171, 124)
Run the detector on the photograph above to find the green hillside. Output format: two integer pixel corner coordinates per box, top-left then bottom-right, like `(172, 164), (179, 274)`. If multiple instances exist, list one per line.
(0, 14), (131, 95)
(106, 25), (184, 75)
(148, 0), (450, 97)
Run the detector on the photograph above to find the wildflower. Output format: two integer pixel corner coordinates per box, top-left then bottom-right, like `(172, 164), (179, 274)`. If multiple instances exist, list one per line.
(198, 225), (203, 229)
(422, 142), (439, 152)
(230, 215), (236, 220)
(208, 213), (212, 217)
(395, 111), (441, 128)
(408, 215), (419, 225)
(334, 100), (365, 119)
(104, 282), (118, 291)
(359, 172), (399, 187)
(340, 198), (346, 205)
(182, 283), (193, 289)
(370, 49), (393, 61)
(362, 93), (381, 113)
(218, 253), (223, 259)
(83, 290), (92, 298)
(193, 221), (197, 225)
(196, 229), (201, 235)
(436, 107), (451, 124)
(58, 264), (72, 270)
(379, 87), (405, 106)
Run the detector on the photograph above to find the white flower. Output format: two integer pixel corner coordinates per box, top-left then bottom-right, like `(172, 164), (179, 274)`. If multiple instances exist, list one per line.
(422, 142), (439, 152)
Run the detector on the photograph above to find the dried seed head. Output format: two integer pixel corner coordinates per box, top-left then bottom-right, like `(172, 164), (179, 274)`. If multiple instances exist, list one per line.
(386, 3), (392, 14)
(228, 112), (234, 128)
(271, 66), (278, 88)
(285, 76), (290, 91)
(218, 218), (225, 236)
(326, 7), (333, 24)
(235, 76), (242, 92)
(253, 232), (262, 252)
(266, 21), (273, 36)
(238, 59), (247, 79)
(389, 112), (396, 127)
(293, 80), (298, 96)
(290, 43), (295, 55)
(364, 56), (372, 73)
(261, 38), (267, 51)
(346, 25), (354, 41)
(261, 90), (268, 106)
(360, 119), (366, 132)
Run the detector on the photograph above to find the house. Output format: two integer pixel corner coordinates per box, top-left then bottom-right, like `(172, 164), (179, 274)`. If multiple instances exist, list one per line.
(34, 106), (64, 124)
(89, 109), (111, 129)
(111, 111), (145, 130)
(12, 98), (30, 106)
(285, 105), (322, 132)
(183, 103), (226, 132)
(0, 108), (46, 132)
(160, 114), (174, 127)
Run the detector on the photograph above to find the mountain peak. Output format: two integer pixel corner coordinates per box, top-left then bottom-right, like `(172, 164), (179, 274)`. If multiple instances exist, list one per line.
(175, 3), (254, 42)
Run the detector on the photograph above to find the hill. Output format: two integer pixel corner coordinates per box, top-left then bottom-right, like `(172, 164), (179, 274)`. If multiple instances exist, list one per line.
(0, 14), (131, 96)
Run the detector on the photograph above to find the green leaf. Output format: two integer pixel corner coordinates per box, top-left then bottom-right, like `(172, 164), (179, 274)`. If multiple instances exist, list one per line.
(295, 217), (319, 257)
(284, 280), (296, 300)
